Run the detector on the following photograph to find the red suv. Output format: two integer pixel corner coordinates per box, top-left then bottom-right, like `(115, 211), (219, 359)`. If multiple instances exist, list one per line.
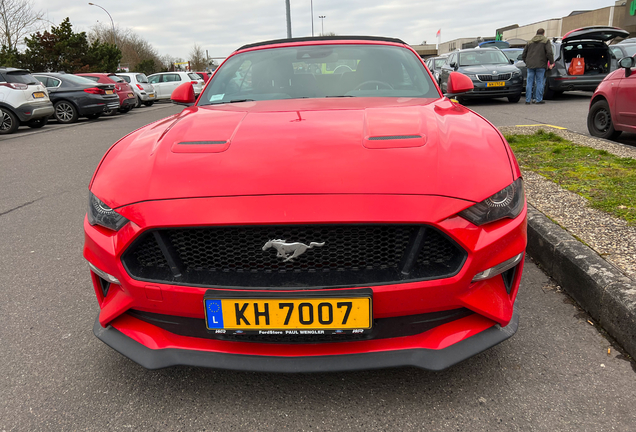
(76, 73), (136, 114)
(588, 56), (636, 139)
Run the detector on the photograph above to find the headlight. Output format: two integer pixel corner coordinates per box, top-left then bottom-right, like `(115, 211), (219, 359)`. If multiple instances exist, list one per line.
(87, 192), (129, 231)
(512, 71), (521, 76)
(459, 178), (524, 226)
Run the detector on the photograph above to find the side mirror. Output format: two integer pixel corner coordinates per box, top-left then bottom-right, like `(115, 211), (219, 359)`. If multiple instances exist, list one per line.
(619, 56), (635, 77)
(449, 61), (457, 70)
(171, 82), (196, 106)
(619, 56), (635, 69)
(445, 71), (474, 97)
(509, 59), (514, 64)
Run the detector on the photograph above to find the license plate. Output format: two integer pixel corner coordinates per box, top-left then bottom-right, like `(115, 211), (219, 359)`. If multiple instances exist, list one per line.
(105, 90), (114, 94)
(32, 92), (45, 98)
(149, 94), (154, 98)
(204, 290), (372, 331)
(128, 93), (134, 98)
(486, 81), (505, 87)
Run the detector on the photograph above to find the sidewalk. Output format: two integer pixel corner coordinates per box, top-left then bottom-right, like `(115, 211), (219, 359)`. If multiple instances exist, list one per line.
(500, 125), (636, 358)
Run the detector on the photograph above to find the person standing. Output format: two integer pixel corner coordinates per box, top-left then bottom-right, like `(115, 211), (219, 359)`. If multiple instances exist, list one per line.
(522, 28), (554, 104)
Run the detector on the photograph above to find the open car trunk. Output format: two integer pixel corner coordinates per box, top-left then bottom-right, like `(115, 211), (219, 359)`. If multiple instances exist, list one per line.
(562, 41), (613, 76)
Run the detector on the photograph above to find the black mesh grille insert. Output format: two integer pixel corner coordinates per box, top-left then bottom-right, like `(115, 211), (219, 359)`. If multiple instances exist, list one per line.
(121, 225), (466, 288)
(477, 73), (512, 82)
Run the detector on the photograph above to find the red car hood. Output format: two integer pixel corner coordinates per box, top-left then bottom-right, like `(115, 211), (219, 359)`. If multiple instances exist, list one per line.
(91, 98), (514, 209)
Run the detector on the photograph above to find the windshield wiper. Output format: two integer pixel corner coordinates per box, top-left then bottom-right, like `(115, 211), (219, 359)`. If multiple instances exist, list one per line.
(325, 95), (355, 98)
(207, 98), (255, 105)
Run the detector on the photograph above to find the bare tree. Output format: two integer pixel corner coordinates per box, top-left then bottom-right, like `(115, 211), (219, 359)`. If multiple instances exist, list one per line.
(189, 43), (206, 71)
(0, 0), (44, 49)
(89, 23), (160, 71)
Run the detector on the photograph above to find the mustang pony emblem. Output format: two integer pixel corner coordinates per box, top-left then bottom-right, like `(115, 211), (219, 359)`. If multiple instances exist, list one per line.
(262, 239), (325, 262)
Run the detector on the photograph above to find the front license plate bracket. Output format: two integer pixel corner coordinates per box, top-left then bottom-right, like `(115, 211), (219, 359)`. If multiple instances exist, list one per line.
(204, 288), (373, 336)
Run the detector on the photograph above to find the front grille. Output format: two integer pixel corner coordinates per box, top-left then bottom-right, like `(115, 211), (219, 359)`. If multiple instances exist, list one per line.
(127, 308), (474, 343)
(477, 73), (512, 81)
(121, 225), (466, 288)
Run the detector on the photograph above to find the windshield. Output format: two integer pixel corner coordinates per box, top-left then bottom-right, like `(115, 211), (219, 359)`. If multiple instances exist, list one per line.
(434, 58), (447, 68)
(188, 73), (200, 80)
(503, 49), (523, 62)
(63, 74), (100, 85)
(459, 50), (509, 66)
(136, 74), (148, 83)
(118, 75), (131, 83)
(622, 45), (636, 57)
(199, 44), (438, 105)
(4, 71), (39, 85)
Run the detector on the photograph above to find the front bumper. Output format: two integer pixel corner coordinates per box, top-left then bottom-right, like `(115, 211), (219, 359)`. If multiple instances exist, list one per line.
(463, 79), (523, 99)
(94, 305), (519, 372)
(85, 194), (527, 371)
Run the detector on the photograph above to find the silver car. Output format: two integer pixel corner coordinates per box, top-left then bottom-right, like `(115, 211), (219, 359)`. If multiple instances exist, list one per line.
(116, 73), (156, 107)
(147, 72), (205, 100)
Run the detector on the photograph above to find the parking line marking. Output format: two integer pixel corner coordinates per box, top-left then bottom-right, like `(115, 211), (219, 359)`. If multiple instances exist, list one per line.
(515, 124), (567, 130)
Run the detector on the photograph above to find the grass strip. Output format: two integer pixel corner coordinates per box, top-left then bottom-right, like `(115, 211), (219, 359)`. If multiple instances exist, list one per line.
(504, 130), (636, 224)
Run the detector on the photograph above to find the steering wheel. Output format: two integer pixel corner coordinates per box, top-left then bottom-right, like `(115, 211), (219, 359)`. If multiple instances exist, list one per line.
(333, 64), (353, 74)
(353, 80), (394, 91)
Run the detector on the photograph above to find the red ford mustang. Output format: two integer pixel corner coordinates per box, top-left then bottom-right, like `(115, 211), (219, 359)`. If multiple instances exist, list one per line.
(84, 36), (527, 372)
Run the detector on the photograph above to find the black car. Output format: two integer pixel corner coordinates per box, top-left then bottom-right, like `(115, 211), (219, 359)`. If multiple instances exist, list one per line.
(541, 26), (629, 99)
(439, 48), (523, 103)
(32, 73), (120, 124)
(425, 55), (448, 85)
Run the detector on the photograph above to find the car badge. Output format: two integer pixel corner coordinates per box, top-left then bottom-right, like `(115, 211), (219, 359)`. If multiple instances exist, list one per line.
(493, 71), (497, 75)
(262, 239), (325, 262)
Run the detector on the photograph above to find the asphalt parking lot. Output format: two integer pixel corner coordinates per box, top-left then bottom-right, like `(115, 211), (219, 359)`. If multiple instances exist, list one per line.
(1, 99), (635, 431)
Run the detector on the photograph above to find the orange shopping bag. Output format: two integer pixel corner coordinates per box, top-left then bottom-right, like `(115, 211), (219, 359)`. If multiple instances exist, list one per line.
(568, 55), (585, 75)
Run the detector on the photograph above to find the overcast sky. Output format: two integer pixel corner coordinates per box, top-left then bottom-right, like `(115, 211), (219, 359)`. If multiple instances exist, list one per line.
(33, 0), (617, 60)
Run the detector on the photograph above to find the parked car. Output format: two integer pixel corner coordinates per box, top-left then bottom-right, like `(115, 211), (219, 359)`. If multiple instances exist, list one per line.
(0, 67), (54, 134)
(502, 48), (527, 88)
(439, 47), (523, 102)
(116, 72), (156, 107)
(147, 71), (204, 100)
(542, 26), (629, 99)
(587, 56), (636, 139)
(76, 73), (136, 114)
(86, 36), (527, 372)
(33, 73), (119, 123)
(425, 55), (448, 85)
(194, 71), (211, 83)
(609, 43), (636, 61)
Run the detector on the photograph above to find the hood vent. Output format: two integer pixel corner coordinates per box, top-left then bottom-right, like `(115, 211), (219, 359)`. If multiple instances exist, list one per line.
(368, 135), (422, 141)
(171, 140), (231, 153)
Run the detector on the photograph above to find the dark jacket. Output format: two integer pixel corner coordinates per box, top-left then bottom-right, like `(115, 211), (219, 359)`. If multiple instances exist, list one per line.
(522, 35), (555, 69)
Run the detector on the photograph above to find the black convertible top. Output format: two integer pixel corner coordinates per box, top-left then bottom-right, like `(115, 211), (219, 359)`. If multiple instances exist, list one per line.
(236, 36), (407, 51)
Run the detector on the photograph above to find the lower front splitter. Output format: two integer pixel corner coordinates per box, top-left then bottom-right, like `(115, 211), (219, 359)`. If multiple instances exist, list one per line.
(93, 305), (519, 373)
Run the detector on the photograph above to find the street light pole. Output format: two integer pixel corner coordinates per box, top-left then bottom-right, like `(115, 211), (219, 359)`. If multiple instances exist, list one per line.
(310, 0), (314, 37)
(285, 0), (292, 38)
(88, 3), (117, 48)
(319, 15), (325, 36)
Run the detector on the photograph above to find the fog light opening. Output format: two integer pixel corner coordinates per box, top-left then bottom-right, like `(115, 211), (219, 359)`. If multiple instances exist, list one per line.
(472, 253), (523, 282)
(88, 262), (120, 285)
(97, 276), (111, 297)
(501, 266), (517, 295)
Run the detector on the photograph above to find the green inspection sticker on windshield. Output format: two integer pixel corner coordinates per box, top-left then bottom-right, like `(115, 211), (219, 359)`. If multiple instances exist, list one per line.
(210, 94), (224, 101)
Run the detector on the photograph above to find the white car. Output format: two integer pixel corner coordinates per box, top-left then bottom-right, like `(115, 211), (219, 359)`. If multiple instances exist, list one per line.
(0, 67), (54, 134)
(147, 72), (204, 100)
(116, 72), (157, 107)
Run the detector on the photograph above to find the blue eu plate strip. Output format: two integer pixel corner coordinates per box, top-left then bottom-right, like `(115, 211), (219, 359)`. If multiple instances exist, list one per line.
(205, 300), (224, 329)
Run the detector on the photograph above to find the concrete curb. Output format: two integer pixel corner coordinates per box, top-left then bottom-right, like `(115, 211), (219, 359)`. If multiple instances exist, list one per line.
(526, 205), (636, 359)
